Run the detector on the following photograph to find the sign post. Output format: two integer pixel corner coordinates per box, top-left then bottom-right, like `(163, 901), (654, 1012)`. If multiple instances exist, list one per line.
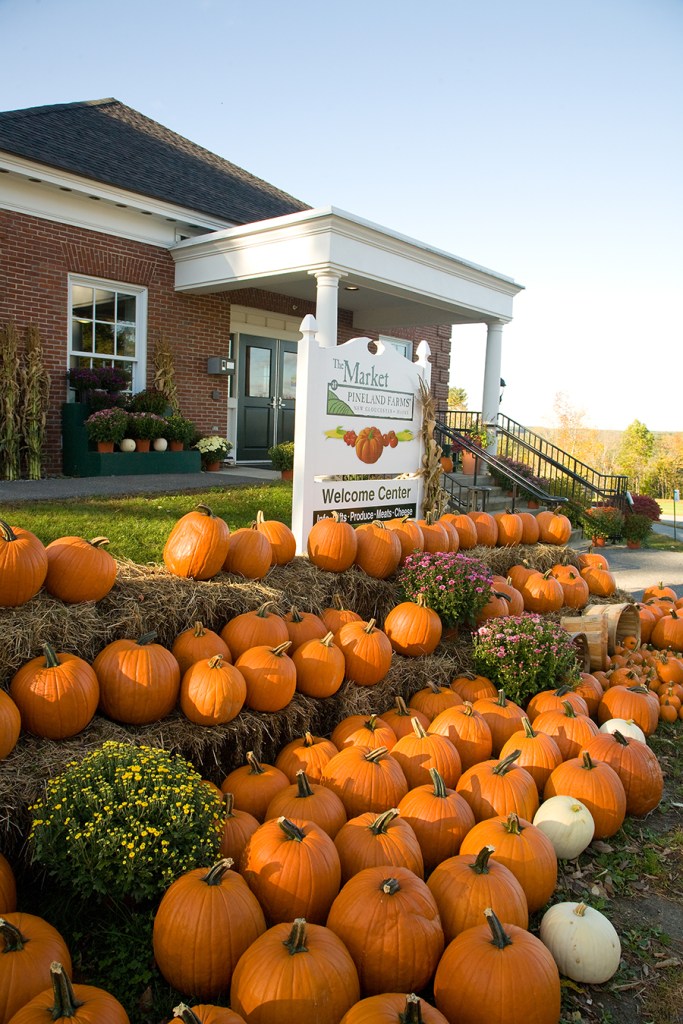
(291, 315), (430, 554)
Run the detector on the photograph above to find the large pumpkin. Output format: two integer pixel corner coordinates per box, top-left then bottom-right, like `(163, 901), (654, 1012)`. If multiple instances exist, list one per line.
(235, 641), (296, 713)
(429, 702), (493, 771)
(340, 993), (449, 1024)
(172, 621), (231, 674)
(274, 732), (339, 784)
(152, 859), (266, 1000)
(320, 745), (409, 819)
(230, 918), (360, 1024)
(543, 751), (627, 839)
(333, 808), (424, 884)
(307, 512), (357, 572)
(179, 655), (246, 726)
(390, 717), (462, 790)
(44, 535), (117, 603)
(584, 729), (663, 816)
(467, 511), (498, 547)
(455, 749), (539, 823)
(433, 908), (561, 1024)
(397, 767), (476, 873)
(10, 644), (99, 740)
(0, 520), (48, 607)
(220, 602), (288, 661)
(536, 509), (572, 545)
(93, 631), (180, 725)
(283, 606), (328, 652)
(223, 523), (272, 579)
(264, 771), (347, 840)
(0, 912), (72, 1024)
(162, 504), (230, 581)
(385, 516), (425, 566)
(383, 595), (442, 657)
(336, 619), (393, 686)
(354, 521), (402, 579)
(8, 961), (129, 1024)
(293, 632), (345, 698)
(240, 816), (341, 925)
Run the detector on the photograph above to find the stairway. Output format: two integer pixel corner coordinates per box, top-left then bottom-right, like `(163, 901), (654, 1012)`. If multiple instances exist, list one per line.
(441, 468), (549, 515)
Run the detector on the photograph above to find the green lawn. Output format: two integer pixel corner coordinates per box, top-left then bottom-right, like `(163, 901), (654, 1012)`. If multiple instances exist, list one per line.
(0, 483), (293, 564)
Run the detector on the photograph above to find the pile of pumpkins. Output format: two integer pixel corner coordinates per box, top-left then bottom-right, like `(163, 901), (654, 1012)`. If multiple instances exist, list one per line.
(0, 646), (671, 1024)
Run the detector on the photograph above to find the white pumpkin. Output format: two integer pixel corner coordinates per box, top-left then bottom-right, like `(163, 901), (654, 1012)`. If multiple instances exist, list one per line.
(599, 717), (646, 743)
(533, 795), (594, 859)
(119, 438), (136, 453)
(153, 437), (168, 452)
(540, 901), (621, 983)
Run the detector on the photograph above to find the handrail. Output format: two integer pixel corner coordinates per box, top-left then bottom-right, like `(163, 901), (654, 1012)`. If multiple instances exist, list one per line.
(437, 408), (628, 511)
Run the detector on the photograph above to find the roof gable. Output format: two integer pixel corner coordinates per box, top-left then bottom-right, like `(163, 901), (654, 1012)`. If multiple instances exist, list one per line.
(0, 98), (310, 225)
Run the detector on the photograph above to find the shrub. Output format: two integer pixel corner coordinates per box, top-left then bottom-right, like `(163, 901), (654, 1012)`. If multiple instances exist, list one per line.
(268, 441), (295, 471)
(162, 414), (196, 445)
(583, 505), (625, 540)
(397, 550), (493, 629)
(29, 741), (223, 904)
(126, 412), (168, 440)
(473, 614), (581, 707)
(126, 388), (169, 415)
(622, 512), (653, 543)
(628, 493), (661, 522)
(68, 365), (131, 394)
(84, 407), (129, 443)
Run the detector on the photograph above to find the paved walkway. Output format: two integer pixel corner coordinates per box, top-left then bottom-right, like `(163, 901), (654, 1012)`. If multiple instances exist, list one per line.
(0, 472), (680, 601)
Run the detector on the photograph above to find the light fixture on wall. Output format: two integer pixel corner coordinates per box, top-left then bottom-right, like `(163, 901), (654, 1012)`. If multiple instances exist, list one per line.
(344, 284), (359, 292)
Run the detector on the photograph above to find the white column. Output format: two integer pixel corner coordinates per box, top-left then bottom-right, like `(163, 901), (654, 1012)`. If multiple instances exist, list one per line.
(482, 320), (504, 453)
(309, 268), (346, 348)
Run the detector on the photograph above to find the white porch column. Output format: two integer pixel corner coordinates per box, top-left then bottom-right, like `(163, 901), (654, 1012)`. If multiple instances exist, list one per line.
(482, 320), (504, 453)
(308, 268), (346, 348)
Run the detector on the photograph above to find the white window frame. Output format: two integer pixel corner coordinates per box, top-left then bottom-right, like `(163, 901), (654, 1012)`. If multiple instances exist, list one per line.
(67, 274), (148, 394)
(380, 335), (413, 360)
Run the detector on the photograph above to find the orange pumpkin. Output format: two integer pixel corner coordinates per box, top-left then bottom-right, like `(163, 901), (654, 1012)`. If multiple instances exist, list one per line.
(179, 655), (246, 726)
(585, 729), (663, 816)
(93, 631), (180, 725)
(443, 513), (478, 550)
(220, 752), (289, 822)
(331, 713), (397, 752)
(255, 509), (296, 565)
(336, 618), (393, 686)
(354, 521), (402, 578)
(543, 751), (627, 839)
(498, 717), (563, 794)
(219, 793), (260, 866)
(320, 594), (363, 636)
(494, 511), (523, 547)
(172, 621), (232, 675)
(333, 807), (424, 883)
(355, 426), (384, 464)
(274, 732), (339, 784)
(380, 695), (430, 739)
(0, 852), (17, 913)
(467, 510), (498, 547)
(221, 602), (289, 661)
(293, 631), (345, 698)
(44, 535), (117, 603)
(536, 509), (572, 545)
(264, 771), (347, 840)
(235, 641), (296, 713)
(518, 511), (541, 545)
(320, 745), (409, 818)
(456, 749), (539, 823)
(307, 512), (358, 572)
(416, 513), (449, 553)
(0, 689), (21, 761)
(384, 516), (425, 566)
(429, 701), (494, 771)
(0, 520), (48, 607)
(223, 523), (272, 579)
(11, 644), (99, 739)
(163, 504), (230, 581)
(397, 767), (476, 873)
(383, 594), (442, 656)
(390, 716), (463, 789)
(0, 912), (72, 1024)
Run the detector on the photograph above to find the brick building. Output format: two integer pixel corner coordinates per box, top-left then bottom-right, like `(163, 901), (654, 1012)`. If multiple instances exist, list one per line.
(0, 98), (522, 475)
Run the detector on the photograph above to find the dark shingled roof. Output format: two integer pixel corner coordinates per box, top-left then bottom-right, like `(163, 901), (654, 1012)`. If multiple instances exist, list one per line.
(0, 98), (310, 225)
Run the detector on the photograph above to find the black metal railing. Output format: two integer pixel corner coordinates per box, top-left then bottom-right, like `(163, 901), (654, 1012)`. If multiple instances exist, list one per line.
(437, 408), (628, 511)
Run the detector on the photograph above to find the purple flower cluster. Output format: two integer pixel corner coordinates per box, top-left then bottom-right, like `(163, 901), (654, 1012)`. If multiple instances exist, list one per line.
(68, 365), (131, 393)
(473, 613), (580, 707)
(84, 407), (129, 443)
(397, 550), (493, 628)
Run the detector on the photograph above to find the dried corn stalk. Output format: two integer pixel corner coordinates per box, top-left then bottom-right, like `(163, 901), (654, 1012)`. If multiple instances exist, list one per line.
(0, 321), (22, 480)
(153, 334), (180, 413)
(19, 324), (51, 479)
(418, 377), (446, 518)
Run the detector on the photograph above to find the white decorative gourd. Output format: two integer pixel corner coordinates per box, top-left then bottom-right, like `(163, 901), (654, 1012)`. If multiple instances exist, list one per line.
(119, 438), (136, 453)
(540, 901), (621, 983)
(598, 717), (646, 743)
(532, 795), (594, 859)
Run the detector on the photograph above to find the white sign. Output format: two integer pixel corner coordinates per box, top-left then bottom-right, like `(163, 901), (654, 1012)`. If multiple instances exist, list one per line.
(674, 489), (680, 502)
(291, 317), (429, 553)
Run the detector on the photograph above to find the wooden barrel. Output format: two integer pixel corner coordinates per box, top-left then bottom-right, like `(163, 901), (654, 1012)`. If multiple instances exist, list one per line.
(559, 615), (609, 672)
(582, 603), (641, 654)
(566, 632), (591, 674)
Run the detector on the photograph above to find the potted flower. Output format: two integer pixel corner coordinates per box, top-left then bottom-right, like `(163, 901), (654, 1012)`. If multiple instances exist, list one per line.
(194, 435), (232, 471)
(583, 506), (625, 546)
(126, 387), (169, 416)
(396, 551), (493, 631)
(68, 365), (131, 403)
(460, 427), (490, 475)
(162, 415), (196, 451)
(621, 512), (653, 549)
(268, 441), (295, 480)
(126, 412), (168, 451)
(473, 613), (581, 707)
(84, 408), (129, 452)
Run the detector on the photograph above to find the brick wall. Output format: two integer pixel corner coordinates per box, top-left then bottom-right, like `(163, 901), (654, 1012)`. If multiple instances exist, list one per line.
(1, 211), (451, 476)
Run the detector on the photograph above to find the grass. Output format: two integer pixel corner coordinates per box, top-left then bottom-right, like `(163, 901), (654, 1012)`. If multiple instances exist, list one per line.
(0, 483), (293, 564)
(645, 531), (683, 553)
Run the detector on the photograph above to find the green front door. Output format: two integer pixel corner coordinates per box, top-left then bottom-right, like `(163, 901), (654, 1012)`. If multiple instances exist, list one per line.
(236, 336), (297, 462)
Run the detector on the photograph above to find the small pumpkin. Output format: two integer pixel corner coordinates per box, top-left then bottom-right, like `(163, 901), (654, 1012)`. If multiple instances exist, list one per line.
(354, 520), (402, 579)
(539, 901), (621, 984)
(172, 621), (232, 675)
(333, 807), (424, 883)
(274, 732), (339, 783)
(283, 605), (327, 652)
(384, 594), (442, 657)
(220, 602), (288, 661)
(220, 752), (289, 822)
(532, 795), (595, 859)
(255, 509), (296, 565)
(336, 618), (393, 686)
(235, 642), (296, 713)
(536, 508), (572, 545)
(293, 631), (345, 697)
(179, 655), (246, 726)
(223, 523), (272, 579)
(397, 767), (476, 873)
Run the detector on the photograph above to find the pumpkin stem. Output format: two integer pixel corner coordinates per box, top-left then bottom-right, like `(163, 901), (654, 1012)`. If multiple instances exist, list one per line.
(503, 812), (522, 835)
(425, 680), (444, 694)
(484, 907), (513, 949)
(136, 630), (158, 646)
(561, 700), (577, 718)
(363, 714), (383, 733)
(192, 621), (207, 637)
(255, 601), (277, 618)
(364, 618), (377, 634)
(613, 730), (629, 747)
(282, 917), (309, 955)
(399, 993), (425, 1024)
(321, 631), (335, 647)
(246, 751), (265, 774)
(492, 750), (521, 775)
(381, 877), (401, 895)
(295, 770), (315, 799)
(222, 792), (235, 816)
(573, 903), (588, 917)
(271, 640), (293, 657)
(553, 684), (573, 697)
(332, 593), (345, 610)
(288, 605), (305, 623)
(47, 962), (85, 1016)
(173, 1004), (203, 1024)
(365, 746), (389, 763)
(0, 917), (28, 951)
(495, 688), (508, 707)
(88, 536), (110, 549)
(461, 701), (475, 718)
(42, 643), (61, 669)
(470, 844), (495, 874)
(195, 503), (215, 517)
(278, 816), (306, 842)
(411, 716), (428, 739)
(369, 808), (400, 834)
(428, 767), (448, 798)
(0, 520), (18, 542)
(581, 751), (596, 770)
(521, 716), (536, 739)
(303, 731), (316, 747)
(201, 858), (234, 885)
(207, 654), (225, 669)
(393, 695), (410, 716)
(255, 510), (266, 525)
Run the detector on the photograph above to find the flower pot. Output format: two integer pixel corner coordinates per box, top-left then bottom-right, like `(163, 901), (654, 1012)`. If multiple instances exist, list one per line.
(461, 451), (476, 475)
(168, 440), (184, 452)
(96, 440), (115, 453)
(441, 625), (460, 643)
(591, 536), (606, 547)
(204, 460), (221, 472)
(135, 439), (151, 452)
(626, 540), (641, 549)
(281, 469), (294, 481)
(526, 499), (540, 509)
(153, 437), (168, 452)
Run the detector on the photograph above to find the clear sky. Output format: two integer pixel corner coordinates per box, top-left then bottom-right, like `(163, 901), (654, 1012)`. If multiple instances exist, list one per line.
(1, 0), (681, 432)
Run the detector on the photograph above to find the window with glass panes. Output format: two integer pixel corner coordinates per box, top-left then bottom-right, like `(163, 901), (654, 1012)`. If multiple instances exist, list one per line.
(68, 278), (146, 390)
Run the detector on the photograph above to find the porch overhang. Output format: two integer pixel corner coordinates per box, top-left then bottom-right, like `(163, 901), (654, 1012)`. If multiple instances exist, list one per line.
(171, 206), (523, 329)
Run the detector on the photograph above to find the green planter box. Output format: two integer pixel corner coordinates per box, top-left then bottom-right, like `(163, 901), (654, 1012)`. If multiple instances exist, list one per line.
(62, 404), (201, 477)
